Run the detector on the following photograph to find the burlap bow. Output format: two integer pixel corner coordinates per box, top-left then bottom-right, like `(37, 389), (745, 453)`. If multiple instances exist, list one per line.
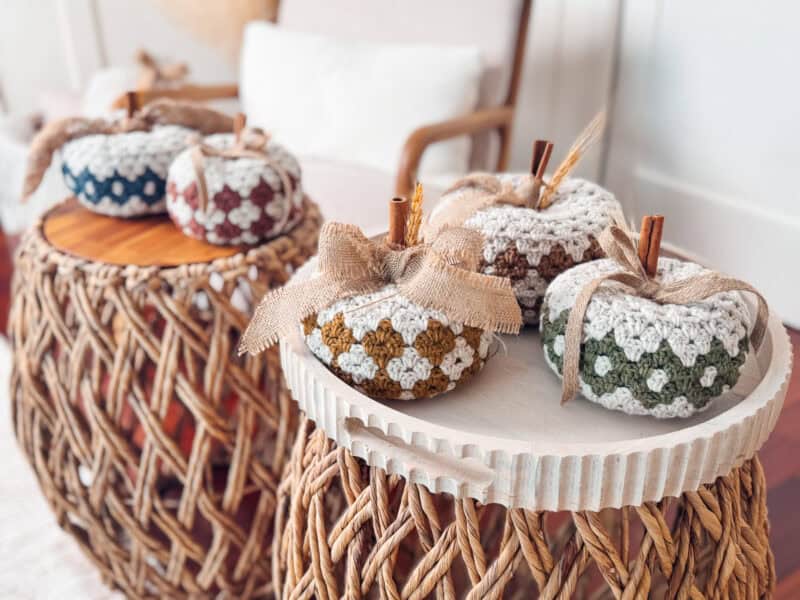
(239, 222), (523, 355)
(560, 223), (769, 405)
(189, 128), (296, 221)
(136, 49), (189, 90)
(22, 99), (233, 201)
(427, 173), (539, 231)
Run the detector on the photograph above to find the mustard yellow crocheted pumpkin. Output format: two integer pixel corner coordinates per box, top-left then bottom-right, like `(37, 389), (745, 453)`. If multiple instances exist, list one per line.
(303, 284), (493, 401)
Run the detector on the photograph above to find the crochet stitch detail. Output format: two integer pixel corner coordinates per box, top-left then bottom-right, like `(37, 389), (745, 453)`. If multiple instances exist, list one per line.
(60, 124), (193, 217)
(167, 133), (304, 245)
(304, 285), (492, 400)
(435, 175), (621, 325)
(540, 257), (752, 418)
(62, 164), (166, 209)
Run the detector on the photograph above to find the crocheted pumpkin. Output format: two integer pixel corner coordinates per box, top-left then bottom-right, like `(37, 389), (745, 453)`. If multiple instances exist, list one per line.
(540, 258), (752, 418)
(166, 134), (304, 245)
(61, 125), (193, 217)
(302, 284), (493, 401)
(432, 175), (622, 325)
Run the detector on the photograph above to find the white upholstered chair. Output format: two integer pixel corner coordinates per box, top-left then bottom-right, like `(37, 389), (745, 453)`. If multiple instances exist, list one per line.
(118, 0), (531, 235)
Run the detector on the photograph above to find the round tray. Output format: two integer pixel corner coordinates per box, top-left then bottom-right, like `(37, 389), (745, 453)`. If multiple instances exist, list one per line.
(279, 287), (792, 512)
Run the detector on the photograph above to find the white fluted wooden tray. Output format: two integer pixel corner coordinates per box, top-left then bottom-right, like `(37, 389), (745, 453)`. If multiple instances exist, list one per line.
(279, 288), (791, 512)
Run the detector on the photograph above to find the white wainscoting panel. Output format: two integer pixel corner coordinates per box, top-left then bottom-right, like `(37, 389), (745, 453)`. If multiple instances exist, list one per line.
(604, 0), (800, 327)
(635, 167), (800, 328)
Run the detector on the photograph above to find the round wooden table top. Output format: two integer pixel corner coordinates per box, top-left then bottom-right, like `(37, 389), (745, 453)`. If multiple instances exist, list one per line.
(279, 261), (792, 511)
(43, 198), (241, 267)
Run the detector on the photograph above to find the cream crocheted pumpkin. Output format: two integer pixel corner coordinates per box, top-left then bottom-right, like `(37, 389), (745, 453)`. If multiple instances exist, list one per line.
(303, 284), (493, 401)
(166, 133), (304, 245)
(431, 175), (622, 325)
(61, 125), (193, 217)
(541, 258), (753, 418)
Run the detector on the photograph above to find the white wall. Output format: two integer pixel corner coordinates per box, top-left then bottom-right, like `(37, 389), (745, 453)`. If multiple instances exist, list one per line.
(0, 0), (235, 112)
(0, 1), (76, 110)
(604, 0), (800, 326)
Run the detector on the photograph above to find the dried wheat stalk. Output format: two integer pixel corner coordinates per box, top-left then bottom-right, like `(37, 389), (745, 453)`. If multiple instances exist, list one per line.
(538, 111), (606, 210)
(405, 182), (424, 246)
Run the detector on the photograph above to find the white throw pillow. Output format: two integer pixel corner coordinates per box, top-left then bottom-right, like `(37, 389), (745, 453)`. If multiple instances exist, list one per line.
(240, 22), (482, 177)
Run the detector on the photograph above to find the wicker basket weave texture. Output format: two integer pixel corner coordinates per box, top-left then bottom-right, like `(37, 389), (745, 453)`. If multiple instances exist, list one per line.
(273, 417), (775, 600)
(10, 199), (321, 599)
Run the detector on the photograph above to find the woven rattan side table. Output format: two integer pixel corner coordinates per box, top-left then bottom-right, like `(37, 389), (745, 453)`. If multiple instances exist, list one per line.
(274, 276), (791, 599)
(10, 198), (321, 599)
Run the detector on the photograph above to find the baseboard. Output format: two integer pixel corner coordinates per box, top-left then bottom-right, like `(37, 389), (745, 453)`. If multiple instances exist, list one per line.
(634, 167), (800, 329)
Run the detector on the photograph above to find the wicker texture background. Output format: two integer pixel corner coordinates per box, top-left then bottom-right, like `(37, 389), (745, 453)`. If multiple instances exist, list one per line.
(10, 200), (321, 599)
(274, 417), (775, 599)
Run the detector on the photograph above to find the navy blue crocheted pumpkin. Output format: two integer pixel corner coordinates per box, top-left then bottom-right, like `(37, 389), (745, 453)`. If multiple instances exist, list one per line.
(60, 125), (192, 217)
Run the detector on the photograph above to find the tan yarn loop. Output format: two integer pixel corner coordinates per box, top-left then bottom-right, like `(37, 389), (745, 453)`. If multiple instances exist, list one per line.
(189, 128), (296, 227)
(135, 49), (189, 90)
(240, 222), (523, 355)
(23, 99), (233, 201)
(274, 419), (775, 599)
(560, 223), (769, 405)
(427, 173), (537, 232)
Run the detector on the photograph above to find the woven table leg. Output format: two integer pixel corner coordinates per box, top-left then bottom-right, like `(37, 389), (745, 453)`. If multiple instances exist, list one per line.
(10, 203), (321, 599)
(273, 416), (776, 600)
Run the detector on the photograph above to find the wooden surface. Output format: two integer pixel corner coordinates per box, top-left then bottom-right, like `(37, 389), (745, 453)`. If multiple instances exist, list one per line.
(0, 230), (798, 595)
(43, 198), (240, 267)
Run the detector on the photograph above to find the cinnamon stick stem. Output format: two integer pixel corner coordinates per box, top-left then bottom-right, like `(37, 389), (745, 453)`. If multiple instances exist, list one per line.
(388, 196), (409, 247)
(647, 216), (664, 276)
(637, 216), (653, 269)
(637, 215), (664, 277)
(530, 140), (548, 176)
(538, 143), (554, 179)
(534, 143), (553, 209)
(233, 113), (246, 142)
(125, 91), (138, 119)
(528, 140), (554, 208)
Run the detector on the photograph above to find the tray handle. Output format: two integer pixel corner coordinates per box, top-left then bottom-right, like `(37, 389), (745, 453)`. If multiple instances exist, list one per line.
(343, 417), (495, 495)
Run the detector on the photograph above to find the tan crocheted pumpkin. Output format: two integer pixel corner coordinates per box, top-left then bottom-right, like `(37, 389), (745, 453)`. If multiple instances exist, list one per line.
(431, 175), (622, 325)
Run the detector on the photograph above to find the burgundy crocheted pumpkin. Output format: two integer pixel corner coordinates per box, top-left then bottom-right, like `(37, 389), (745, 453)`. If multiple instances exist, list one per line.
(166, 133), (304, 245)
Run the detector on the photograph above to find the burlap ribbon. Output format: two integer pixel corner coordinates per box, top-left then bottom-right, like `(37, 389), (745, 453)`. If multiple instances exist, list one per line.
(22, 99), (233, 201)
(427, 173), (539, 231)
(560, 224), (769, 405)
(136, 49), (189, 90)
(239, 222), (523, 355)
(189, 128), (295, 222)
